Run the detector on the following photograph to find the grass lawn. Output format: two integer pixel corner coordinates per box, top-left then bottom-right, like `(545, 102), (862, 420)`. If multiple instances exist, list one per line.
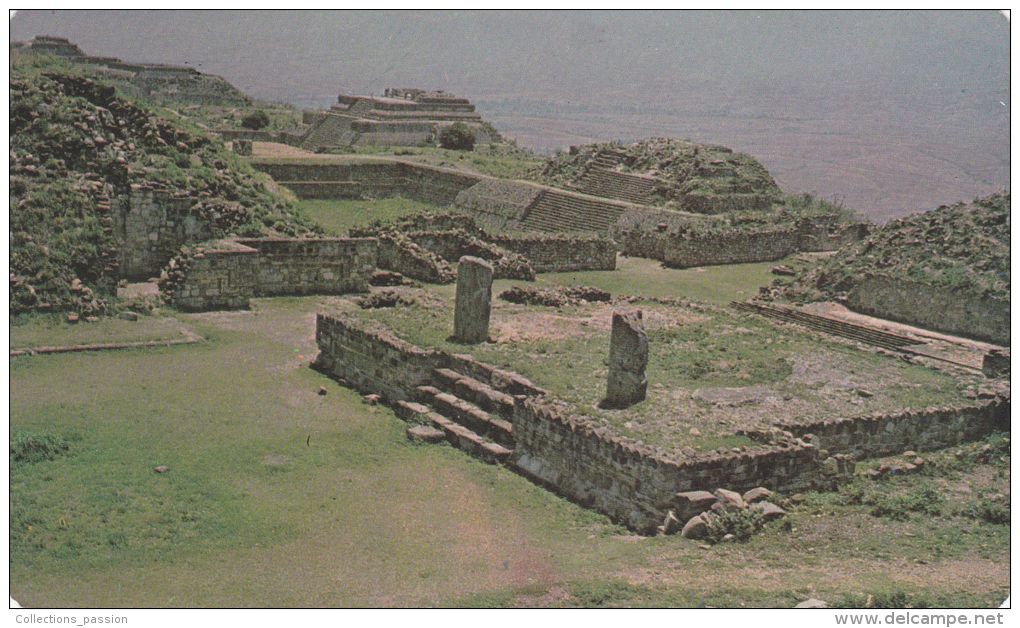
(11, 314), (197, 351)
(297, 197), (448, 235)
(9, 297), (1008, 607)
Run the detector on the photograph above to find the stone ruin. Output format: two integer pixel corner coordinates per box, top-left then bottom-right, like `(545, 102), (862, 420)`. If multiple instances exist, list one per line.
(452, 256), (493, 344)
(601, 310), (649, 408)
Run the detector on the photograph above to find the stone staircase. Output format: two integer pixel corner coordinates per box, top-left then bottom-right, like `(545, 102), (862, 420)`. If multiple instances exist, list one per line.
(731, 301), (923, 352)
(520, 188), (627, 233)
(395, 366), (520, 463)
(575, 168), (657, 205)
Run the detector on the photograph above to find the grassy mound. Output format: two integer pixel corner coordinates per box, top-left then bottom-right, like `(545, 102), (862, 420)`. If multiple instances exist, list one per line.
(9, 56), (317, 315)
(541, 138), (782, 212)
(782, 192), (1010, 302)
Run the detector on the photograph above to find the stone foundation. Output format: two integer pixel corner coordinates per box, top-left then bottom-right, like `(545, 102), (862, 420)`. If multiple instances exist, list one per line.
(313, 311), (855, 533)
(845, 274), (1010, 345)
(167, 237), (377, 310)
(741, 398), (1010, 459)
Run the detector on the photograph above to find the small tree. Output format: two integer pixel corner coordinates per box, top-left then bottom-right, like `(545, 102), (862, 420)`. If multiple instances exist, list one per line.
(240, 109), (271, 130)
(438, 123), (476, 151)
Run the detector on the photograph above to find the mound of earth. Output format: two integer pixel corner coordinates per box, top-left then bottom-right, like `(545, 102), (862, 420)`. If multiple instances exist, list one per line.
(541, 138), (782, 213)
(9, 60), (316, 315)
(779, 192), (1010, 303)
(499, 285), (611, 307)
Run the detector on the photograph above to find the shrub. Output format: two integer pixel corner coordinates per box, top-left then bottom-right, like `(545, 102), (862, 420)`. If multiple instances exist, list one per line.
(10, 431), (75, 464)
(438, 122), (476, 151)
(704, 507), (766, 543)
(240, 109), (270, 130)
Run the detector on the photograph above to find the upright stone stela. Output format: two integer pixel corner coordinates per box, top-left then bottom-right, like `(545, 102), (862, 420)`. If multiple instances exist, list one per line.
(603, 309), (649, 408)
(453, 256), (493, 344)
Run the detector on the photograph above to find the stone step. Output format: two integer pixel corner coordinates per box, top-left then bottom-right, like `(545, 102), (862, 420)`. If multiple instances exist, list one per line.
(394, 399), (433, 424)
(428, 390), (514, 447)
(427, 411), (513, 464)
(431, 367), (515, 419)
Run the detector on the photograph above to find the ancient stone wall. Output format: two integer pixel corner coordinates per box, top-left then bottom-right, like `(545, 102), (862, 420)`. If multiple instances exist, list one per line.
(314, 311), (441, 402)
(453, 179), (542, 231)
(252, 160), (483, 205)
(744, 398), (1010, 459)
(846, 275), (1010, 345)
(511, 397), (838, 532)
(235, 238), (377, 296)
(113, 187), (212, 280)
(491, 234), (617, 273)
(615, 216), (864, 268)
(170, 241), (259, 312)
(167, 237), (377, 310)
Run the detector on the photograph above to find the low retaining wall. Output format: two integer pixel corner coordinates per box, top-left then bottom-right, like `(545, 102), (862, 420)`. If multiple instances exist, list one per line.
(491, 233), (617, 273)
(512, 397), (838, 533)
(165, 241), (258, 311)
(615, 216), (866, 268)
(314, 311), (441, 402)
(313, 311), (850, 533)
(742, 398), (1010, 459)
(253, 160), (483, 205)
(167, 237), (377, 310)
(236, 238), (377, 296)
(846, 275), (1010, 345)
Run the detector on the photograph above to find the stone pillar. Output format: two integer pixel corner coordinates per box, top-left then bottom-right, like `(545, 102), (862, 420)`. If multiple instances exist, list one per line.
(453, 256), (493, 344)
(602, 310), (648, 408)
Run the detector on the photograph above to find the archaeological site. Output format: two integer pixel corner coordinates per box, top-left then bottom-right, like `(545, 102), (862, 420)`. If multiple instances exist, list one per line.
(8, 13), (1011, 610)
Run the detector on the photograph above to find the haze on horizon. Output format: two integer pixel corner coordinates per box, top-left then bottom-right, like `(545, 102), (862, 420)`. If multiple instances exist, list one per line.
(10, 9), (1010, 221)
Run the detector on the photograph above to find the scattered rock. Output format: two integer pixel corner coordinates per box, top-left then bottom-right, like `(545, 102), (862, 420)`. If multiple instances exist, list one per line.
(681, 514), (709, 539)
(771, 264), (796, 276)
(750, 501), (787, 521)
(688, 427), (701, 436)
(661, 510), (682, 535)
(362, 393), (381, 405)
(742, 487), (773, 504)
(317, 386), (328, 396)
(720, 533), (736, 543)
(153, 465), (169, 473)
(714, 488), (746, 510)
(407, 425), (445, 443)
(66, 312), (79, 324)
(118, 311), (140, 321)
(674, 490), (718, 520)
(794, 598), (829, 609)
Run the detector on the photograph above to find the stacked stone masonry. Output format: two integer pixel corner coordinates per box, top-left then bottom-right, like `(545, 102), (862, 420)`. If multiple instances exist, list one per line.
(846, 275), (1010, 345)
(113, 187), (212, 280)
(741, 398), (1010, 459)
(314, 311), (859, 533)
(170, 237), (377, 311)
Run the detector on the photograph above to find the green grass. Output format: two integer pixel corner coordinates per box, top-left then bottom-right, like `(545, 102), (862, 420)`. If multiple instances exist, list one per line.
(296, 197), (448, 235)
(338, 144), (542, 180)
(11, 314), (196, 350)
(536, 255), (790, 304)
(10, 297), (1007, 607)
